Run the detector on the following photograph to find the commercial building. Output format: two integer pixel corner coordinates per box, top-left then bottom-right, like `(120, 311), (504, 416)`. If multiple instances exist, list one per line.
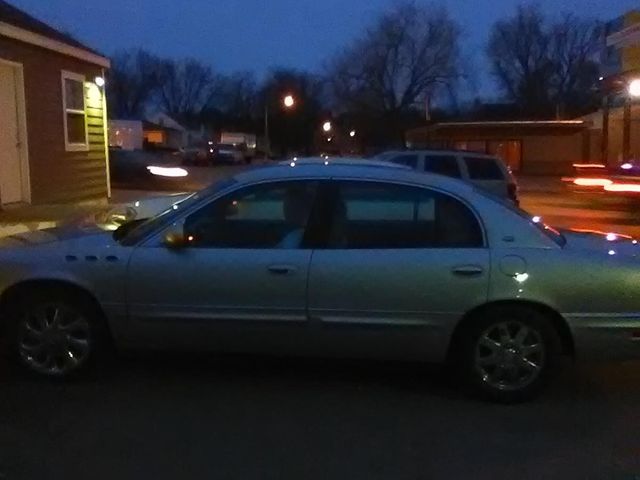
(405, 121), (595, 175)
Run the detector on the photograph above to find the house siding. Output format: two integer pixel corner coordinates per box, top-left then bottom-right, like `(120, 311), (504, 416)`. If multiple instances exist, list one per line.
(0, 35), (107, 204)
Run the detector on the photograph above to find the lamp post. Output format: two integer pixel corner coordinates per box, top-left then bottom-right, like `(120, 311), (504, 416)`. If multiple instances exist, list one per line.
(264, 94), (295, 158)
(623, 79), (640, 161)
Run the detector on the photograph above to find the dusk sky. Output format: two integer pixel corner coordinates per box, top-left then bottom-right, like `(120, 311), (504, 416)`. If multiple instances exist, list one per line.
(10, 0), (640, 96)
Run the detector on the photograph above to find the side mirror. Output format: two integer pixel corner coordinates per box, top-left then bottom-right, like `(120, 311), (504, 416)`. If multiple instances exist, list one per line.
(163, 229), (187, 249)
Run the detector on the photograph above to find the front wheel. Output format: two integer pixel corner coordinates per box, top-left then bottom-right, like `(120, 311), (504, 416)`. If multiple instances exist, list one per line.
(6, 288), (110, 378)
(456, 306), (561, 403)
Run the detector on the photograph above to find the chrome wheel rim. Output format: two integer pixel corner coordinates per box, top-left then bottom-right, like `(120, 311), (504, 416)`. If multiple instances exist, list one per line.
(17, 303), (91, 376)
(474, 320), (545, 392)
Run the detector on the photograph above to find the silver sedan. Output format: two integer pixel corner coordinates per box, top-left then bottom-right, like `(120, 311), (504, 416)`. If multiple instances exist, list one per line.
(1, 158), (639, 402)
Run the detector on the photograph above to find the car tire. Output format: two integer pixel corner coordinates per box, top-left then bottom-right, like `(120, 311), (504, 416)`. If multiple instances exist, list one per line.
(455, 305), (561, 403)
(5, 287), (112, 379)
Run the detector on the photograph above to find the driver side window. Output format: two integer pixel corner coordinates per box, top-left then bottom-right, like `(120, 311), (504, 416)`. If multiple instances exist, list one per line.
(183, 181), (319, 249)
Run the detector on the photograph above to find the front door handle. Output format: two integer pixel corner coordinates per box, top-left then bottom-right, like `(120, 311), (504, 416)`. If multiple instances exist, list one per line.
(267, 264), (297, 275)
(452, 265), (484, 277)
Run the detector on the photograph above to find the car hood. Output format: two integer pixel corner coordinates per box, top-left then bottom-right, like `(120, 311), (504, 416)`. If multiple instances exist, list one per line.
(0, 224), (115, 249)
(561, 229), (640, 257)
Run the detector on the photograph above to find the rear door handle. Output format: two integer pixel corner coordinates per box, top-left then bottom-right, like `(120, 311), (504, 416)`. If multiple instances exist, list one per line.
(267, 264), (297, 275)
(452, 265), (484, 276)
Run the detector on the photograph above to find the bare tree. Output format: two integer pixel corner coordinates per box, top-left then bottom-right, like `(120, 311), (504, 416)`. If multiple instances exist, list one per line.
(327, 2), (460, 116)
(214, 71), (258, 119)
(107, 49), (161, 118)
(549, 14), (601, 116)
(156, 58), (217, 125)
(487, 5), (553, 114)
(488, 5), (601, 117)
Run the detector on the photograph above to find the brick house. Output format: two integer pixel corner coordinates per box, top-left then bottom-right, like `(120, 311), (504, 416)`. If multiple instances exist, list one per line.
(0, 1), (110, 205)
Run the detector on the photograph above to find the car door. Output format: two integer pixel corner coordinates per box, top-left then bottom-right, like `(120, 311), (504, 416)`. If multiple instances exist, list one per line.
(307, 180), (490, 362)
(125, 180), (320, 354)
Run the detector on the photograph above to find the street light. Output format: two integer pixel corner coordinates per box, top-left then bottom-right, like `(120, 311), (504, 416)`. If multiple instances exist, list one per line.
(322, 121), (332, 132)
(629, 79), (640, 97)
(265, 94), (296, 157)
(349, 130), (356, 137)
(283, 94), (295, 108)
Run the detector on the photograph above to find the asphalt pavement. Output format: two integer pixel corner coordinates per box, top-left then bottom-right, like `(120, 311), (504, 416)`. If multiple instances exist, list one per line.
(1, 354), (640, 479)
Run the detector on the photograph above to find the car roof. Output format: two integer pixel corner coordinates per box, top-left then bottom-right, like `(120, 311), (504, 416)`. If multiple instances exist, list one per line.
(279, 157), (410, 169)
(379, 149), (501, 159)
(232, 157), (476, 195)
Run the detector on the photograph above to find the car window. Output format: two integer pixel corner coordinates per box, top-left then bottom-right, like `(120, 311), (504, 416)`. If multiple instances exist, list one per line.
(423, 155), (461, 178)
(389, 154), (419, 169)
(464, 157), (505, 180)
(118, 177), (238, 246)
(183, 181), (318, 249)
(328, 182), (483, 249)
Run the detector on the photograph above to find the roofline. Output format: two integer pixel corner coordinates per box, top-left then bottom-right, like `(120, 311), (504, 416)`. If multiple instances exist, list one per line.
(0, 21), (110, 68)
(429, 120), (586, 127)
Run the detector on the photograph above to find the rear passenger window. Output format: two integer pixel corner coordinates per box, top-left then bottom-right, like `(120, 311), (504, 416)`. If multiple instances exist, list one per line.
(390, 154), (419, 169)
(464, 157), (504, 180)
(424, 155), (461, 178)
(328, 182), (483, 249)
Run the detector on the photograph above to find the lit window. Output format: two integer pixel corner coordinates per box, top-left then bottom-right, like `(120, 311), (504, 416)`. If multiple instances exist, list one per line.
(61, 71), (88, 151)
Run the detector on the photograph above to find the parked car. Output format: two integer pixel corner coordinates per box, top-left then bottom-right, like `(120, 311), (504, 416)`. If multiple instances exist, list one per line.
(375, 150), (519, 204)
(212, 143), (249, 165)
(1, 158), (639, 402)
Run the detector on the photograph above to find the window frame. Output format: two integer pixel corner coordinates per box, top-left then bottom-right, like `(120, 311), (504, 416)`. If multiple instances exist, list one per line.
(389, 153), (420, 169)
(422, 154), (462, 178)
(463, 156), (506, 181)
(61, 70), (89, 152)
(181, 179), (325, 250)
(322, 179), (488, 250)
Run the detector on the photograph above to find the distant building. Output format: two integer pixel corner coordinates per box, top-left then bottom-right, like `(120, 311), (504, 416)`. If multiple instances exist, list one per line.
(599, 10), (640, 164)
(406, 121), (595, 175)
(602, 11), (640, 79)
(0, 0), (110, 204)
(108, 120), (143, 151)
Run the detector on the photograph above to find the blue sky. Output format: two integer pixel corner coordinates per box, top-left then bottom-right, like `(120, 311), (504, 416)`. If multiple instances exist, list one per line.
(10, 0), (640, 97)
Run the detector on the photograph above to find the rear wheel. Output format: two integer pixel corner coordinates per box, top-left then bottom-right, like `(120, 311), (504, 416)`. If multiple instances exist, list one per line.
(456, 305), (561, 403)
(6, 288), (110, 378)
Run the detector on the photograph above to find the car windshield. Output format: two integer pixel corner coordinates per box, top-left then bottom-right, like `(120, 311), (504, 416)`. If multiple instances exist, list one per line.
(118, 177), (237, 245)
(475, 188), (566, 247)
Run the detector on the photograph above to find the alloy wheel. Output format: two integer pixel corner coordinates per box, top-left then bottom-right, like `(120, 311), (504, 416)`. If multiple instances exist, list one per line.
(474, 320), (545, 392)
(16, 303), (91, 376)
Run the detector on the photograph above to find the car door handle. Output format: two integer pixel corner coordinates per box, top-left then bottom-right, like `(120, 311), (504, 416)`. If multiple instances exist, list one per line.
(267, 264), (297, 275)
(452, 265), (484, 276)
